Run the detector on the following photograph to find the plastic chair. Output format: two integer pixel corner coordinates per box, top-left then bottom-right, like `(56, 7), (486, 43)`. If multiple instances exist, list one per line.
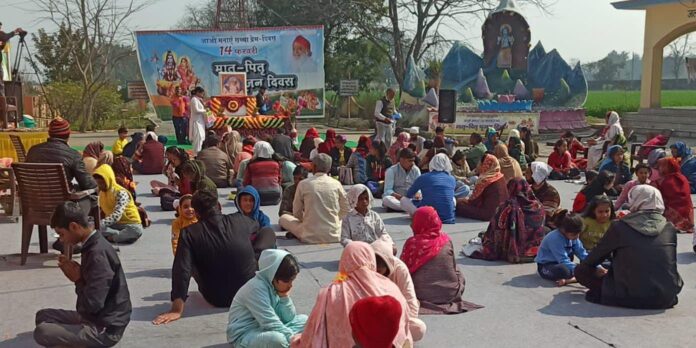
(11, 163), (97, 265)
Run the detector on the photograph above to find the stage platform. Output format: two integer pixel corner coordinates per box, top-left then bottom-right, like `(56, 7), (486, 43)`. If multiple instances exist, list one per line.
(0, 131), (48, 162)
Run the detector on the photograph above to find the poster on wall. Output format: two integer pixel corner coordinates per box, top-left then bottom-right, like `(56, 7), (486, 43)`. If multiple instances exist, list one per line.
(135, 26), (325, 120)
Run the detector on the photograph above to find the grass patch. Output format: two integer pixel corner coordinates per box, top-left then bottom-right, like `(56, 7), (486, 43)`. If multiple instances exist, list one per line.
(584, 90), (696, 118)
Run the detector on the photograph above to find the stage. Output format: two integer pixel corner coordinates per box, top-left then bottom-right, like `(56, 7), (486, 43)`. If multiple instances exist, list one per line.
(0, 131), (48, 161)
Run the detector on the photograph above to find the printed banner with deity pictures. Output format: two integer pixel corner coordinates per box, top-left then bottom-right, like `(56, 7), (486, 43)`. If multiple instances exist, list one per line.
(134, 26), (324, 120)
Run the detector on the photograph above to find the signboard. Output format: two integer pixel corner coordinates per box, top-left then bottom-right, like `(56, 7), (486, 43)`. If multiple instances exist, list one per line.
(429, 111), (540, 135)
(339, 79), (359, 96)
(127, 81), (149, 100)
(135, 26), (325, 120)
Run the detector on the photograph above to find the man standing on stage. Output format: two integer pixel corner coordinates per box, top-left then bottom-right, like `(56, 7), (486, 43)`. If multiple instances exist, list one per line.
(374, 88), (398, 148)
(0, 22), (24, 128)
(170, 86), (190, 144)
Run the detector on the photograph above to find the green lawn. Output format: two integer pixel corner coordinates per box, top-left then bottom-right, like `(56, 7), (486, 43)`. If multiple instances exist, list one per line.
(584, 90), (696, 118)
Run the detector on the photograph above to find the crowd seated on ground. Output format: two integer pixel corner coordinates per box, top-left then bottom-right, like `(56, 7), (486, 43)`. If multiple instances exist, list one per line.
(26, 108), (696, 347)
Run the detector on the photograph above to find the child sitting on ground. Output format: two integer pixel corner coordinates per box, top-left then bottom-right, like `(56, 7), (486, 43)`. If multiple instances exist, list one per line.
(226, 250), (307, 347)
(341, 184), (388, 246)
(535, 211), (606, 286)
(580, 195), (615, 251)
(598, 145), (631, 191)
(614, 163), (651, 209)
(561, 131), (587, 170)
(548, 139), (581, 180)
(171, 195), (197, 255)
(572, 170), (616, 213)
(279, 166), (308, 217)
(235, 186), (271, 228)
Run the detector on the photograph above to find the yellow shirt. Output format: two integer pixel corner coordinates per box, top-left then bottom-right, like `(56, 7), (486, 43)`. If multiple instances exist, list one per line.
(112, 138), (128, 156)
(580, 217), (611, 250)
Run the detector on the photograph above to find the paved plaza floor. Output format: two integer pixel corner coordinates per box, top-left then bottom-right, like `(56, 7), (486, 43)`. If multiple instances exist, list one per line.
(1, 173), (696, 347)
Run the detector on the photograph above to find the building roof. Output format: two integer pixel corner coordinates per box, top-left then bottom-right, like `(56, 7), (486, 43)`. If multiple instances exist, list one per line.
(492, 0), (523, 15)
(612, 0), (690, 10)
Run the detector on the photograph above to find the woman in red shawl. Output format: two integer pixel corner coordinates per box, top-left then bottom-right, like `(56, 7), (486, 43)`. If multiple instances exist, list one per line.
(470, 178), (547, 263)
(298, 127), (319, 160)
(318, 128), (336, 154)
(656, 157), (695, 233)
(402, 206), (480, 314)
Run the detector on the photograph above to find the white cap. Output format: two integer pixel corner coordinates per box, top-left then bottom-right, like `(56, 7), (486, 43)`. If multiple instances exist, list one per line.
(409, 126), (420, 134)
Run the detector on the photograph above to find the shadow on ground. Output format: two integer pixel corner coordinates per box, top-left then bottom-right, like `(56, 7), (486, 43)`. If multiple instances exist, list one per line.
(0, 331), (35, 348)
(131, 292), (226, 322)
(538, 290), (666, 318)
(503, 273), (557, 288)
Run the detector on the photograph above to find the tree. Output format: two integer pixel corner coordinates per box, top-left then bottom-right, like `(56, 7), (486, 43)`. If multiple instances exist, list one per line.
(347, 0), (550, 88)
(583, 50), (629, 81)
(34, 0), (148, 131)
(668, 34), (692, 80)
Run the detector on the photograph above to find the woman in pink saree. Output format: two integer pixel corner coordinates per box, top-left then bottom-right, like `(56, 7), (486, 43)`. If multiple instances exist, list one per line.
(292, 241), (412, 348)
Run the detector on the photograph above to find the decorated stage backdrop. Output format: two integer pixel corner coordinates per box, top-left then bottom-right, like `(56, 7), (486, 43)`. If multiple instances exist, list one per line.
(135, 26), (324, 120)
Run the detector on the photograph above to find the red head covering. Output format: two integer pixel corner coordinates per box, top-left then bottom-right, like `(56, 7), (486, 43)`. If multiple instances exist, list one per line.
(400, 206), (451, 273)
(656, 157), (695, 232)
(356, 135), (371, 157)
(304, 127), (319, 139)
(350, 295), (403, 348)
(49, 117), (71, 139)
(318, 128), (337, 154)
(293, 35), (311, 55)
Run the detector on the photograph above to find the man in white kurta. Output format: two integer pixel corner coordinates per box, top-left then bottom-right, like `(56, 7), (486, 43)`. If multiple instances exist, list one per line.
(279, 154), (350, 244)
(189, 87), (207, 155)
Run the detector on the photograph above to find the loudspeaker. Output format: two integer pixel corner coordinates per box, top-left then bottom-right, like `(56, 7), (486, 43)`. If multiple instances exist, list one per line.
(438, 89), (456, 123)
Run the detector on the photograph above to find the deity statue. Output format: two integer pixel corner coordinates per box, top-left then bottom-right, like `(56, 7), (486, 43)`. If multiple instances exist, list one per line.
(497, 25), (514, 69)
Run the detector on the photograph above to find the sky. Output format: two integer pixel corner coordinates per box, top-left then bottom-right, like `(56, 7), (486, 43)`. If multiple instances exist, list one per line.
(2, 0), (650, 70)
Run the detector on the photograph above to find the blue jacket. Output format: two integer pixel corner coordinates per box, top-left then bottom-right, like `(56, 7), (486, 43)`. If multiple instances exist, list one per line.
(406, 171), (456, 224)
(535, 229), (589, 272)
(235, 186), (271, 228)
(227, 249), (306, 344)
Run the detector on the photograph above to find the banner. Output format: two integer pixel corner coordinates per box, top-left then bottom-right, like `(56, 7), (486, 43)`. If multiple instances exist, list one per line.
(135, 26), (324, 120)
(429, 111), (540, 135)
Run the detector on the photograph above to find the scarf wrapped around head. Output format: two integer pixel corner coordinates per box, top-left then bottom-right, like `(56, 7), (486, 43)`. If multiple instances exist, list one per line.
(628, 184), (665, 213)
(349, 295), (403, 348)
(484, 127), (497, 151)
(470, 154), (504, 200)
(656, 157), (694, 231)
(389, 132), (411, 162)
(355, 135), (370, 157)
(648, 148), (666, 168)
(347, 184), (373, 210)
(83, 141), (104, 159)
(252, 141), (274, 159)
(671, 141), (692, 159)
(296, 242), (411, 348)
(530, 162), (551, 184)
(318, 128), (337, 154)
(223, 130), (242, 163)
(479, 177), (546, 262)
(494, 143), (523, 182)
(401, 206), (451, 273)
(429, 153), (452, 173)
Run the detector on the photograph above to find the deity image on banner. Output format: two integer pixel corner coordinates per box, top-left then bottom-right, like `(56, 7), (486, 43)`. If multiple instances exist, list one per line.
(497, 24), (514, 69)
(177, 56), (200, 93)
(156, 50), (181, 96)
(219, 72), (247, 96)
